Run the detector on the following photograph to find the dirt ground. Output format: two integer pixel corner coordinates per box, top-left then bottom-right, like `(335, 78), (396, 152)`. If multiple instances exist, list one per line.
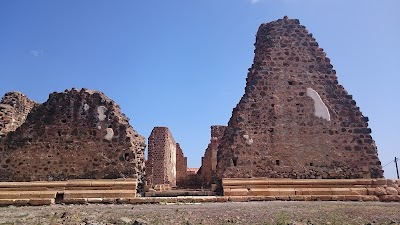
(0, 201), (399, 225)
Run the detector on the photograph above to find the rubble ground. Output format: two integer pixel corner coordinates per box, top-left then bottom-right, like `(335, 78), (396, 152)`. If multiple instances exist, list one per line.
(0, 201), (399, 225)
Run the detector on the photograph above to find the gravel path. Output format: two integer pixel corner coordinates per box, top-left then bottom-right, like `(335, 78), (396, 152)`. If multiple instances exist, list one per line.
(0, 201), (399, 225)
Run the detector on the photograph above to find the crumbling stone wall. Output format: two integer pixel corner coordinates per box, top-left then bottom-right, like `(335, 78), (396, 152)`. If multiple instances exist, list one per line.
(176, 143), (188, 186)
(0, 92), (37, 137)
(217, 16), (383, 180)
(198, 125), (226, 185)
(0, 88), (146, 185)
(146, 127), (177, 186)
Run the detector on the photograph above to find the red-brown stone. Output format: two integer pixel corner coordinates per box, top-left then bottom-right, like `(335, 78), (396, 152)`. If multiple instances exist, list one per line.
(176, 143), (188, 187)
(0, 89), (146, 188)
(216, 17), (383, 180)
(146, 127), (177, 187)
(198, 125), (226, 185)
(0, 92), (37, 137)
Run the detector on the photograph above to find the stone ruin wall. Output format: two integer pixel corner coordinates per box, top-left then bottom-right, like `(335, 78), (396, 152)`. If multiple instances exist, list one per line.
(0, 88), (146, 186)
(146, 127), (177, 187)
(198, 125), (226, 185)
(217, 17), (383, 180)
(0, 92), (37, 137)
(175, 143), (188, 186)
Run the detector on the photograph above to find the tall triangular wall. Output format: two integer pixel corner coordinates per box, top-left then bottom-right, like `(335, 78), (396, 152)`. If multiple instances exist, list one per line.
(216, 17), (383, 179)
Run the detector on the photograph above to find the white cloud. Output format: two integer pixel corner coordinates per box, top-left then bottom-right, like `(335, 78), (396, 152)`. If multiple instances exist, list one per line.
(29, 49), (44, 57)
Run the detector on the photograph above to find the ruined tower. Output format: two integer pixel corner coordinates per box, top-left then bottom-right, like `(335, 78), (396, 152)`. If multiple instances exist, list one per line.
(146, 127), (177, 186)
(216, 17), (383, 179)
(0, 88), (146, 184)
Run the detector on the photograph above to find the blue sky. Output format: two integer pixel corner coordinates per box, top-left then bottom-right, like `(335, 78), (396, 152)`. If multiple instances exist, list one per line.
(1, 1), (399, 178)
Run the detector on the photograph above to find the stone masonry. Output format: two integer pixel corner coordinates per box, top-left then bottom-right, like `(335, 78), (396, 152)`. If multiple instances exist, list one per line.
(0, 88), (146, 186)
(176, 143), (188, 186)
(198, 125), (226, 185)
(146, 127), (177, 187)
(0, 92), (37, 137)
(216, 17), (383, 180)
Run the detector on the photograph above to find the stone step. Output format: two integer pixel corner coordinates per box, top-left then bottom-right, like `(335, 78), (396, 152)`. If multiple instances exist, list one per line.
(227, 195), (381, 202)
(0, 181), (67, 188)
(0, 179), (137, 189)
(222, 178), (381, 187)
(223, 184), (373, 189)
(63, 189), (136, 199)
(228, 187), (370, 196)
(221, 178), (400, 202)
(0, 198), (55, 206)
(145, 190), (215, 197)
(0, 190), (57, 199)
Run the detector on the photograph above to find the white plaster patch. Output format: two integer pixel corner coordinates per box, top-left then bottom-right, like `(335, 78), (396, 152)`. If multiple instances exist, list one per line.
(170, 143), (177, 180)
(104, 128), (114, 141)
(306, 88), (331, 121)
(243, 134), (253, 145)
(84, 103), (90, 111)
(97, 106), (107, 121)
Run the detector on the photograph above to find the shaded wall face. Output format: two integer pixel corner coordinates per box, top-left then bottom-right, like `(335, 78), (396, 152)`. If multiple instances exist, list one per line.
(199, 126), (226, 184)
(176, 143), (188, 186)
(146, 127), (177, 186)
(216, 18), (383, 180)
(0, 89), (146, 183)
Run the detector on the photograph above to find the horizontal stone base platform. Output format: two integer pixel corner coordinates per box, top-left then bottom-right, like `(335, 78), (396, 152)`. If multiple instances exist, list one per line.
(0, 179), (137, 190)
(145, 190), (215, 197)
(0, 179), (138, 206)
(3, 194), (400, 206)
(0, 178), (399, 206)
(222, 178), (400, 202)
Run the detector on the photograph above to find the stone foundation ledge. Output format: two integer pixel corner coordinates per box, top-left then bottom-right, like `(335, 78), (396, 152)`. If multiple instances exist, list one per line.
(0, 179), (137, 189)
(222, 178), (400, 202)
(2, 194), (400, 206)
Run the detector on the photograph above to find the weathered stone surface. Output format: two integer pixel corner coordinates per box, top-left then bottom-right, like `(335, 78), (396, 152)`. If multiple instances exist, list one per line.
(146, 127), (177, 186)
(0, 88), (145, 186)
(386, 187), (399, 195)
(0, 92), (37, 137)
(176, 143), (188, 187)
(198, 125), (226, 185)
(216, 17), (383, 179)
(375, 187), (387, 196)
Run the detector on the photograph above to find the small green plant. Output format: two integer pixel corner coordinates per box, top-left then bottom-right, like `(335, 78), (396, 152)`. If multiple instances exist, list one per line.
(0, 222), (15, 225)
(49, 213), (59, 225)
(276, 211), (289, 225)
(159, 198), (168, 204)
(328, 212), (344, 225)
(15, 213), (28, 218)
(34, 217), (43, 225)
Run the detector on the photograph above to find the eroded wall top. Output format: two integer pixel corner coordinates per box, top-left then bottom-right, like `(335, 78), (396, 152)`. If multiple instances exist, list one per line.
(0, 92), (37, 137)
(0, 88), (146, 183)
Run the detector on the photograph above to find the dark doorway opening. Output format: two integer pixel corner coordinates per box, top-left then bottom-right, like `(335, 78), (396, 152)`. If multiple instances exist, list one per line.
(55, 192), (64, 204)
